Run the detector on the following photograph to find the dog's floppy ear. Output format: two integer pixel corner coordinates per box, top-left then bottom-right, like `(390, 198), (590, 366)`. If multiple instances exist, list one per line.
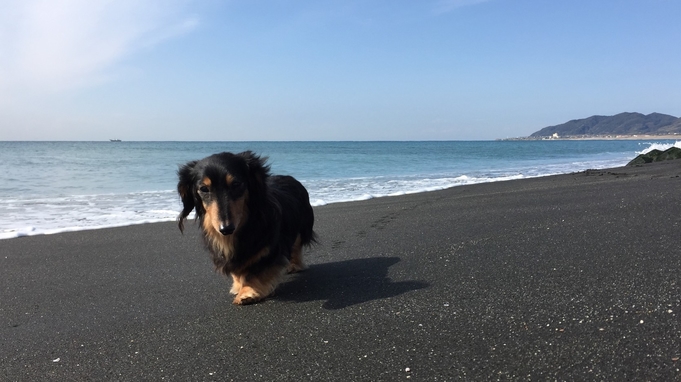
(238, 151), (271, 198)
(177, 160), (198, 233)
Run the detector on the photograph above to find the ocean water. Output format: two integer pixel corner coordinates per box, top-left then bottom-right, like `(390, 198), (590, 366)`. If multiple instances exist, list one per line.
(1, 140), (678, 239)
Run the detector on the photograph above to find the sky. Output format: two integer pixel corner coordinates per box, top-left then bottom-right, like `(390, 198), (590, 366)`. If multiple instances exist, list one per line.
(1, 0), (680, 141)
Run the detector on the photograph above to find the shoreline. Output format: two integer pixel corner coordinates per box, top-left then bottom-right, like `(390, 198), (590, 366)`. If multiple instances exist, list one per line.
(2, 161), (680, 380)
(0, 165), (634, 240)
(3, 140), (678, 240)
(0, 171), (593, 240)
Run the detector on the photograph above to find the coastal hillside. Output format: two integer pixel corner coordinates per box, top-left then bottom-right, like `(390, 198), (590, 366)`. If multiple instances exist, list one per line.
(530, 112), (681, 137)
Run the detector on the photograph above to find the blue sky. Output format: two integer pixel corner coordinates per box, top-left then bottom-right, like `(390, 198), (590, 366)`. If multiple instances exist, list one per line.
(1, 0), (680, 141)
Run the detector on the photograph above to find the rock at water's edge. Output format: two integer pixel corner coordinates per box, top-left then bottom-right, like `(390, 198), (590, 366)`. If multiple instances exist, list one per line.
(627, 147), (681, 166)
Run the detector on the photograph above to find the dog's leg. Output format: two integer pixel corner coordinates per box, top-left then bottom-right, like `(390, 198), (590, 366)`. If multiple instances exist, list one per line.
(233, 266), (285, 305)
(229, 273), (243, 295)
(286, 235), (307, 273)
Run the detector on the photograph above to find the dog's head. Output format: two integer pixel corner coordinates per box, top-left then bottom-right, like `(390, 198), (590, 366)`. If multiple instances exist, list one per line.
(177, 151), (270, 234)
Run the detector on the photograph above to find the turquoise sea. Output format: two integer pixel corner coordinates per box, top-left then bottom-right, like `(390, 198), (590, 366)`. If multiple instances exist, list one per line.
(0, 140), (678, 239)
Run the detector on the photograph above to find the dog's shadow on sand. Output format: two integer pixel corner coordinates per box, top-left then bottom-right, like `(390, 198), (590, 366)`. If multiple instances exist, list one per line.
(273, 257), (429, 310)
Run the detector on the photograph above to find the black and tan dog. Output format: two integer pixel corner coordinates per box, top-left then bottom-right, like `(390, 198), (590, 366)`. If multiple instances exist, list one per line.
(177, 151), (315, 305)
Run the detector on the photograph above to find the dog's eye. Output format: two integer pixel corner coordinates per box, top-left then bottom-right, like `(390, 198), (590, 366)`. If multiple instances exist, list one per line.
(199, 185), (210, 193)
(230, 180), (243, 188)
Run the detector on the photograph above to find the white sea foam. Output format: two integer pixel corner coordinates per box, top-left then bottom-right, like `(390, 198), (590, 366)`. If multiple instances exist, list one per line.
(0, 173), (539, 239)
(307, 173), (530, 206)
(637, 141), (681, 154)
(0, 190), (192, 239)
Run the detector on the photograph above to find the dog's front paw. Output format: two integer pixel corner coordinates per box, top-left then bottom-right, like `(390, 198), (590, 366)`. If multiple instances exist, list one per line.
(233, 286), (263, 305)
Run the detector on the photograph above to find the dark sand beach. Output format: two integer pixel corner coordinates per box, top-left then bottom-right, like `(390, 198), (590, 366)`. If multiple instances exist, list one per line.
(2, 161), (680, 381)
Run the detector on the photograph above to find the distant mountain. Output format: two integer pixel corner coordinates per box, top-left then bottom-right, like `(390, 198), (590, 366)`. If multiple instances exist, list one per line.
(530, 112), (681, 137)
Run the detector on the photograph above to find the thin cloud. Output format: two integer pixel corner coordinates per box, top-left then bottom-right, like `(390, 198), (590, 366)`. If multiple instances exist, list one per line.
(433, 0), (491, 15)
(0, 0), (199, 99)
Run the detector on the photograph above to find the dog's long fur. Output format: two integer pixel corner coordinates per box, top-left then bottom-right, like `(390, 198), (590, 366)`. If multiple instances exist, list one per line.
(177, 151), (315, 305)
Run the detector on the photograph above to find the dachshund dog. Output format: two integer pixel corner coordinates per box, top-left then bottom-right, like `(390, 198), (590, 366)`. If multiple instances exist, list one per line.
(177, 151), (315, 305)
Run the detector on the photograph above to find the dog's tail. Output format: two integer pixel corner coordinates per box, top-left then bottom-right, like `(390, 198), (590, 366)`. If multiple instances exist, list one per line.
(301, 228), (318, 247)
(300, 199), (317, 246)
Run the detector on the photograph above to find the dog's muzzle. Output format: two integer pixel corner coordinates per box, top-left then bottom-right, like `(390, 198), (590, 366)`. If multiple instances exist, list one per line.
(219, 223), (235, 236)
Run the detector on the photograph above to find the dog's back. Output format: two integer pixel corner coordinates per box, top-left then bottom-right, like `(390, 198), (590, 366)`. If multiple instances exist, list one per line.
(268, 175), (316, 247)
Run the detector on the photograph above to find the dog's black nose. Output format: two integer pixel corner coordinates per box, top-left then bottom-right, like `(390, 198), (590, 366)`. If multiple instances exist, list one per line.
(219, 223), (235, 235)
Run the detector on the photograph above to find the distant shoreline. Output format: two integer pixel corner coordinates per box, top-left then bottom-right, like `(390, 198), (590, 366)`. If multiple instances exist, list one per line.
(501, 134), (681, 141)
